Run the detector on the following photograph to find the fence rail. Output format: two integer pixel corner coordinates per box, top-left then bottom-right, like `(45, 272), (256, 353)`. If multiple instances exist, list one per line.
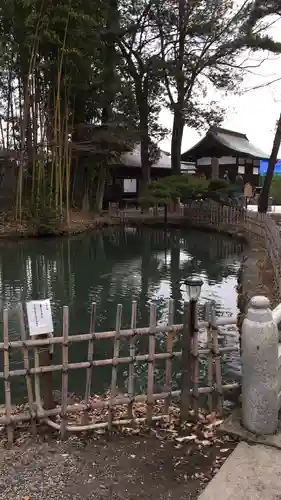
(2, 202), (281, 444)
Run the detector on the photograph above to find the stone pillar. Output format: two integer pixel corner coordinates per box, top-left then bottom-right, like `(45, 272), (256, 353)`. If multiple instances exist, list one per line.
(242, 296), (278, 435)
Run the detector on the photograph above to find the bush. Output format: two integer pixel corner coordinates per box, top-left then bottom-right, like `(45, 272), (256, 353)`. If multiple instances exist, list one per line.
(140, 175), (209, 206)
(208, 178), (229, 192)
(140, 174), (239, 207)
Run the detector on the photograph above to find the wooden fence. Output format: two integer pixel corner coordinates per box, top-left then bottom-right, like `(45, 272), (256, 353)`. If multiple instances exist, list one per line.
(0, 297), (239, 445)
(1, 202), (281, 444)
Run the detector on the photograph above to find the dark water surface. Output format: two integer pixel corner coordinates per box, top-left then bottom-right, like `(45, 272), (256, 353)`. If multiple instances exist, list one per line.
(0, 227), (243, 402)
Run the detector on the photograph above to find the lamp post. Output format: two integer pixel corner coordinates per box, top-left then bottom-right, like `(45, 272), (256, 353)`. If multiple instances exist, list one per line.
(180, 276), (203, 422)
(185, 277), (203, 337)
(185, 276), (203, 303)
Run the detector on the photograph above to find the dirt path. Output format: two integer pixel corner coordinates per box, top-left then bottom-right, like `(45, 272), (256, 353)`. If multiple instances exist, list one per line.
(0, 430), (237, 500)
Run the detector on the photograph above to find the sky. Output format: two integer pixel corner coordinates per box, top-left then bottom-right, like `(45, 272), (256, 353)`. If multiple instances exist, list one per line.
(159, 8), (281, 158)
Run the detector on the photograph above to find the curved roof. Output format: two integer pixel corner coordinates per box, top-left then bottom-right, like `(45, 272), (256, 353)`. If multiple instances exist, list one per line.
(181, 127), (269, 161)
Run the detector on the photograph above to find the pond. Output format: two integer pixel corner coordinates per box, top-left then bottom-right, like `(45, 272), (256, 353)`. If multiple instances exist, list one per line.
(0, 227), (244, 403)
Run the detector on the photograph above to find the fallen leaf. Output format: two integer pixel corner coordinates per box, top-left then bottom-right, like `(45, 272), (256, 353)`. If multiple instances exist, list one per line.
(205, 419), (223, 429)
(175, 434), (196, 443)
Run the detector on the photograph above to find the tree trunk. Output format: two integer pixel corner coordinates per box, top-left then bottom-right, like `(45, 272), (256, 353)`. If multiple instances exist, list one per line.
(137, 81), (150, 201)
(95, 166), (107, 213)
(171, 109), (184, 175)
(171, 0), (185, 176)
(258, 112), (281, 213)
(94, 0), (118, 213)
(140, 126), (150, 197)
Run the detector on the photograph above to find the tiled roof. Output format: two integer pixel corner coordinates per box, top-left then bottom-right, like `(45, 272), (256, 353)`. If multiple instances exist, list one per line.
(181, 127), (269, 160)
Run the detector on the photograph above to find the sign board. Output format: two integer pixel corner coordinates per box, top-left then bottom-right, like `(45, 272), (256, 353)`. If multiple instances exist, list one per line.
(244, 183), (253, 198)
(26, 299), (54, 336)
(123, 179), (137, 193)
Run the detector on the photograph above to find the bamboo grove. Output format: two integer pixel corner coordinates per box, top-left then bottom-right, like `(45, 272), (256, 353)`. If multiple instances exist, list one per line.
(0, 0), (280, 228)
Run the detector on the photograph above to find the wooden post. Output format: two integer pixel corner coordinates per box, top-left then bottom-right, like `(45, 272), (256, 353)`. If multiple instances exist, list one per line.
(192, 301), (199, 417)
(18, 303), (36, 436)
(128, 300), (137, 419)
(164, 204), (168, 226)
(83, 302), (97, 424)
(60, 306), (69, 439)
(180, 301), (192, 422)
(3, 309), (13, 445)
(205, 302), (213, 412)
(38, 335), (55, 410)
(164, 299), (174, 415)
(211, 303), (223, 414)
(146, 303), (156, 425)
(108, 304), (122, 430)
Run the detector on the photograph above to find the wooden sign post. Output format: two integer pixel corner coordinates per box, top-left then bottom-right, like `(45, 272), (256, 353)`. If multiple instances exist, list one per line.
(26, 299), (55, 410)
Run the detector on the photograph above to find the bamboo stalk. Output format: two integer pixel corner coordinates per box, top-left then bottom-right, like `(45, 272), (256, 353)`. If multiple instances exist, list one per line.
(164, 299), (174, 415)
(205, 302), (213, 412)
(60, 306), (69, 439)
(3, 309), (13, 445)
(146, 303), (156, 425)
(46, 414), (166, 432)
(108, 304), (122, 430)
(33, 346), (41, 412)
(18, 303), (36, 436)
(83, 302), (96, 424)
(128, 300), (137, 419)
(211, 304), (223, 414)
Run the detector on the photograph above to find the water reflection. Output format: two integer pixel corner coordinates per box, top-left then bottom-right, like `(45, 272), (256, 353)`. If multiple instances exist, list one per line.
(0, 227), (244, 401)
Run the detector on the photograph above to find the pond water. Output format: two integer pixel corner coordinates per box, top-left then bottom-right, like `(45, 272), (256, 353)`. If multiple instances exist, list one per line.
(0, 227), (244, 403)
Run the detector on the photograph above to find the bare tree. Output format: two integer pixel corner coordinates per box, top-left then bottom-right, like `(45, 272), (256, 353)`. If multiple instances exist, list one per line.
(258, 113), (281, 213)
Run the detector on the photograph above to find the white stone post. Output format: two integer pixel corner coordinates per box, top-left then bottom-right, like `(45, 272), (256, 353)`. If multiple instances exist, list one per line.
(242, 296), (278, 435)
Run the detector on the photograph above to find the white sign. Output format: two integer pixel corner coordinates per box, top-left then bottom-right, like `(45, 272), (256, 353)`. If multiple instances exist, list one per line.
(26, 299), (54, 336)
(123, 178), (137, 193)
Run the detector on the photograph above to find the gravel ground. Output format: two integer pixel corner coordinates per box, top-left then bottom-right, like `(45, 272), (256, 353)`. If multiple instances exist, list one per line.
(0, 429), (237, 500)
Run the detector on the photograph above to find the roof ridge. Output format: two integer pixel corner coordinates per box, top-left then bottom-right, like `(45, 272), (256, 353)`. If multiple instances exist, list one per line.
(210, 126), (248, 140)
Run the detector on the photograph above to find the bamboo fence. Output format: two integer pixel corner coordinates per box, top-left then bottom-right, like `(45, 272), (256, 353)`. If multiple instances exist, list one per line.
(1, 202), (280, 444)
(0, 298), (239, 445)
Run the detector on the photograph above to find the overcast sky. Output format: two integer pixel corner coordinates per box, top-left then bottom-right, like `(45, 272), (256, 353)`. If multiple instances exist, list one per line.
(159, 9), (281, 158)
